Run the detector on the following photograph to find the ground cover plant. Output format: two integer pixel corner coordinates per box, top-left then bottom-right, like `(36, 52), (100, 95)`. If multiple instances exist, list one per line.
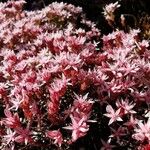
(0, 0), (150, 149)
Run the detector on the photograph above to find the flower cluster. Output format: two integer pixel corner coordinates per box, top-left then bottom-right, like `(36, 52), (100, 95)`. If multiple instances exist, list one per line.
(0, 0), (99, 149)
(0, 0), (150, 149)
(100, 28), (150, 149)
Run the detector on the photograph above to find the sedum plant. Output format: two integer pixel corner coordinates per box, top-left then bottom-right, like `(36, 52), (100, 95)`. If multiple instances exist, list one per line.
(0, 0), (100, 149)
(0, 0), (150, 150)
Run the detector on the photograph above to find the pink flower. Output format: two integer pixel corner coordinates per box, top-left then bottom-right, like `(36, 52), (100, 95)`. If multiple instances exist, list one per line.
(9, 97), (23, 111)
(39, 69), (51, 82)
(3, 108), (21, 129)
(46, 130), (63, 147)
(72, 93), (93, 115)
(63, 115), (89, 142)
(109, 78), (135, 94)
(133, 119), (150, 142)
(15, 127), (33, 145)
(3, 128), (16, 144)
(53, 52), (82, 71)
(104, 105), (122, 125)
(116, 99), (136, 115)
